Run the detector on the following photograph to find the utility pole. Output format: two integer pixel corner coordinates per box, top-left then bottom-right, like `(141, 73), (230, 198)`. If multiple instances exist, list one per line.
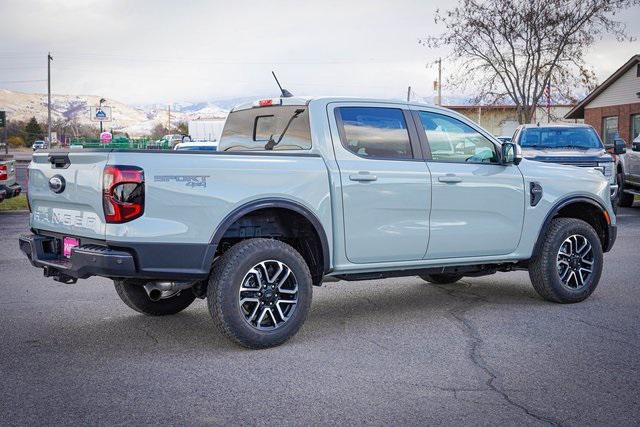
(47, 52), (53, 144)
(436, 57), (442, 106)
(407, 86), (411, 102)
(168, 105), (171, 132)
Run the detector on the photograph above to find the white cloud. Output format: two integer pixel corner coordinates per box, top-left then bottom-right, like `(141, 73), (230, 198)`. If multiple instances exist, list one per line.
(0, 0), (637, 104)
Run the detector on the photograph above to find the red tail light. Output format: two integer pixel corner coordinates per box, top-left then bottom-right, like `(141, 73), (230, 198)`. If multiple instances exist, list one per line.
(103, 165), (145, 223)
(0, 164), (7, 181)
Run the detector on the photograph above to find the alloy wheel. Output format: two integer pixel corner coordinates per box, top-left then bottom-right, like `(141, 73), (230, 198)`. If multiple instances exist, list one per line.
(238, 260), (299, 330)
(556, 234), (594, 290)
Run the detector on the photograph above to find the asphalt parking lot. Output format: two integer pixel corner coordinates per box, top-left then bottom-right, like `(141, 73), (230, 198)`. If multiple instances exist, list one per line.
(1, 209), (639, 425)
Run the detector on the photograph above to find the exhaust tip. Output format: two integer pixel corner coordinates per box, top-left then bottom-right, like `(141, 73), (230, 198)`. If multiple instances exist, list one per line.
(148, 288), (162, 302)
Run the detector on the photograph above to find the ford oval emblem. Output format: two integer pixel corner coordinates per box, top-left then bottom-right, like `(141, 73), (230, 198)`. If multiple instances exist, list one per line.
(49, 175), (66, 194)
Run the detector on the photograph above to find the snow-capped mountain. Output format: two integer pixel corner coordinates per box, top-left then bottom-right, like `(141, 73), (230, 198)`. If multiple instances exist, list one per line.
(0, 90), (229, 136)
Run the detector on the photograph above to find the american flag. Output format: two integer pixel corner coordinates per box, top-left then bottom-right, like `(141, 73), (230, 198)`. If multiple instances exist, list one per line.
(544, 83), (551, 108)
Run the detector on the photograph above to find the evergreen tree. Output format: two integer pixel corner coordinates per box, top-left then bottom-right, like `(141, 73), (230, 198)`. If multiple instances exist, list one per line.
(24, 117), (43, 144)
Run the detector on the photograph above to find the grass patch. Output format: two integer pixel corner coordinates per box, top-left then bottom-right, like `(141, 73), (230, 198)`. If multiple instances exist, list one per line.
(0, 194), (28, 211)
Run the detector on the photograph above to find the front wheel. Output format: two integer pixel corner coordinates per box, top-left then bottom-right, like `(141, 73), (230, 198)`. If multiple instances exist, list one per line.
(528, 218), (603, 303)
(114, 280), (196, 316)
(618, 172), (635, 207)
(207, 239), (313, 349)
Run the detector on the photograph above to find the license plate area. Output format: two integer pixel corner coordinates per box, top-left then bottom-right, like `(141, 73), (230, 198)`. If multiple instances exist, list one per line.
(63, 237), (80, 258)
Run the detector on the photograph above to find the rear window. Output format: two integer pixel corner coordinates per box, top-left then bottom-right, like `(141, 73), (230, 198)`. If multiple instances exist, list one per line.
(219, 106), (312, 151)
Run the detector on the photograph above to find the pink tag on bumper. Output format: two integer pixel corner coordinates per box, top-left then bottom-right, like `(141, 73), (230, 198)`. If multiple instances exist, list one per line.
(63, 237), (79, 258)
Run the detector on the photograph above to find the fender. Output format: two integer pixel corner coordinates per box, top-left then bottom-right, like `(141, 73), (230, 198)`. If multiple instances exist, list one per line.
(210, 198), (331, 274)
(531, 194), (613, 258)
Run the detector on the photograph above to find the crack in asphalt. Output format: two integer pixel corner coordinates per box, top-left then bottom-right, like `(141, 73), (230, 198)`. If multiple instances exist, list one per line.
(434, 283), (563, 426)
(569, 317), (640, 350)
(134, 324), (159, 345)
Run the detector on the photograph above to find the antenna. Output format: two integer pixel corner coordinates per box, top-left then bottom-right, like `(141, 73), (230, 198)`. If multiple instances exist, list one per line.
(272, 71), (293, 98)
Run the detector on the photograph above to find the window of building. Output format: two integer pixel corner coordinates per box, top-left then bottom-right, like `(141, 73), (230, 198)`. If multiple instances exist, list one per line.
(632, 114), (640, 142)
(335, 107), (413, 160)
(602, 116), (619, 147)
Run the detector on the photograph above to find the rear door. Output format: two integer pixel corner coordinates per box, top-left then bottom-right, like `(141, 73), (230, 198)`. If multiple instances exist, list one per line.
(29, 152), (109, 239)
(413, 109), (525, 259)
(330, 103), (431, 263)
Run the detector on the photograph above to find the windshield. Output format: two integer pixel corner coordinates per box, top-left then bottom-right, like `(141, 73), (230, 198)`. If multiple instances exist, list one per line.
(519, 127), (603, 150)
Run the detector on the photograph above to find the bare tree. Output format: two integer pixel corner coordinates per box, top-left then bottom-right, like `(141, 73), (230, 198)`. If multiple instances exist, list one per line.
(423, 0), (638, 123)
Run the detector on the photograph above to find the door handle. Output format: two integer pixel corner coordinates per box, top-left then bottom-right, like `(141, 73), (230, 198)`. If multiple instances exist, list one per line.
(349, 172), (377, 182)
(438, 175), (462, 183)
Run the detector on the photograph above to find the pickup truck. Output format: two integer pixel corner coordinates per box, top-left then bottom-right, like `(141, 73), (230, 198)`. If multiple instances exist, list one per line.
(19, 97), (617, 349)
(617, 135), (640, 207)
(0, 159), (22, 203)
(512, 124), (621, 203)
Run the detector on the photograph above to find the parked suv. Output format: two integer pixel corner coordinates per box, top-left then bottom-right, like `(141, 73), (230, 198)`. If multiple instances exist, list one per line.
(512, 124), (620, 203)
(20, 97), (616, 348)
(617, 135), (640, 207)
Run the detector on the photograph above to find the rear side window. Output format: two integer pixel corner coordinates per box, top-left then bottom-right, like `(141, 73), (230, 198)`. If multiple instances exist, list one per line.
(336, 107), (413, 159)
(219, 106), (312, 151)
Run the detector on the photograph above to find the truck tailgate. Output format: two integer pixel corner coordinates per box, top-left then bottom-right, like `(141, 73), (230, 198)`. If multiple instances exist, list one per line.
(29, 152), (109, 239)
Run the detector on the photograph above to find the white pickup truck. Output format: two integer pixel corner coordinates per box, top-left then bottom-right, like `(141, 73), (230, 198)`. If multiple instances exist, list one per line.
(20, 97), (616, 349)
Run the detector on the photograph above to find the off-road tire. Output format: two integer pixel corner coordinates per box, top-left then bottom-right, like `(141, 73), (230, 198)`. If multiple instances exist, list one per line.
(419, 273), (464, 284)
(114, 279), (196, 316)
(528, 218), (603, 303)
(618, 172), (635, 207)
(207, 238), (313, 349)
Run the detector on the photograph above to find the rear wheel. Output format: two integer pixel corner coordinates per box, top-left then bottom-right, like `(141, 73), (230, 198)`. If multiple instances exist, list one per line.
(618, 172), (635, 207)
(529, 218), (603, 303)
(114, 280), (196, 316)
(419, 273), (463, 285)
(207, 239), (313, 349)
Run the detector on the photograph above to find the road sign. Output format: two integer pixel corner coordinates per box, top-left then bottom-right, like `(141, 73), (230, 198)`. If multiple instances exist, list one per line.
(90, 106), (112, 122)
(0, 111), (5, 127)
(100, 131), (112, 144)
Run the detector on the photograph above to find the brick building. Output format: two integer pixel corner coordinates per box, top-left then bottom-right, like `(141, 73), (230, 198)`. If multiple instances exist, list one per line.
(565, 55), (640, 146)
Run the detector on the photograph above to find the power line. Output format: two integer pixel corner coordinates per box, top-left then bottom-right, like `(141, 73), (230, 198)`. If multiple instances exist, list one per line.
(0, 79), (47, 83)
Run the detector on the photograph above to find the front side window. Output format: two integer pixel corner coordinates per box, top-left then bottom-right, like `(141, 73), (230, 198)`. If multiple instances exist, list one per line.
(418, 111), (499, 163)
(219, 106), (311, 151)
(602, 116), (619, 147)
(336, 107), (413, 159)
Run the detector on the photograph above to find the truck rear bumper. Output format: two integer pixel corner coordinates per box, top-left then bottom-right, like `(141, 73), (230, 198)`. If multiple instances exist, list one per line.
(0, 183), (22, 198)
(19, 233), (215, 282)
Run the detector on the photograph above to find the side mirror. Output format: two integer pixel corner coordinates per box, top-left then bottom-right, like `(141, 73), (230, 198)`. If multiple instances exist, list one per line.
(614, 138), (627, 155)
(633, 141), (640, 152)
(501, 142), (522, 165)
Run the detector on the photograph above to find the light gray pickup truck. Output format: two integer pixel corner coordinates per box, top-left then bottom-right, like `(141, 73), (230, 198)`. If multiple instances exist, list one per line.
(20, 97), (617, 349)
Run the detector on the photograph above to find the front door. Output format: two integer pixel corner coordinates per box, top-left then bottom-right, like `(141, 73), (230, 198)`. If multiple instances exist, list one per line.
(331, 104), (431, 264)
(414, 109), (525, 259)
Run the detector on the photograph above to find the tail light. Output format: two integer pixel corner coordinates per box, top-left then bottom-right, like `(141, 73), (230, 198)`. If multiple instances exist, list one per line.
(103, 165), (145, 223)
(0, 164), (7, 181)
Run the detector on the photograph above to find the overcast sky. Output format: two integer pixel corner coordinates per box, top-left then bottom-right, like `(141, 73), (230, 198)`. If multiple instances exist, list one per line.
(0, 0), (638, 105)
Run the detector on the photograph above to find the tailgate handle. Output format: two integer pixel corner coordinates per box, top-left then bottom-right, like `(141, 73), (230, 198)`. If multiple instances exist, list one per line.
(49, 154), (70, 169)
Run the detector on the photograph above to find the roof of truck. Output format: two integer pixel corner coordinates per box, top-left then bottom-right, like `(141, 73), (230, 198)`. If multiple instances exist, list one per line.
(230, 96), (451, 112)
(518, 123), (593, 129)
